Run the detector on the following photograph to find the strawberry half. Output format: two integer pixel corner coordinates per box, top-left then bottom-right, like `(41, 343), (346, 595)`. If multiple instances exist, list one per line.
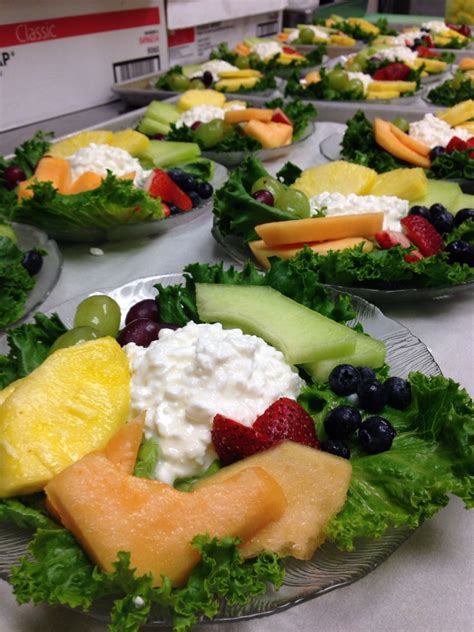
(272, 108), (292, 126)
(145, 168), (192, 211)
(446, 136), (467, 153)
(253, 398), (320, 449)
(211, 414), (275, 465)
(415, 45), (439, 59)
(375, 230), (424, 263)
(282, 46), (303, 56)
(401, 215), (443, 257)
(421, 35), (434, 48)
(373, 63), (411, 81)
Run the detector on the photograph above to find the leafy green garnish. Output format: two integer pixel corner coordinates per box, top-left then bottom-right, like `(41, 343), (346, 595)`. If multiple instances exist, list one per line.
(0, 131), (52, 187)
(6, 174), (164, 232)
(429, 150), (474, 180)
(427, 72), (474, 106)
(10, 528), (284, 632)
(276, 161), (302, 185)
(286, 66), (366, 101)
(174, 461), (221, 492)
(133, 436), (160, 479)
(0, 312), (66, 388)
(301, 373), (474, 549)
(0, 496), (54, 530)
(176, 158), (214, 181)
(0, 234), (35, 330)
(209, 41), (325, 72)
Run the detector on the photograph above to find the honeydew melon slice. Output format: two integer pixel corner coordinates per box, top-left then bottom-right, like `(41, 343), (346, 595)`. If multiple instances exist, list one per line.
(195, 284), (356, 365)
(411, 180), (462, 214)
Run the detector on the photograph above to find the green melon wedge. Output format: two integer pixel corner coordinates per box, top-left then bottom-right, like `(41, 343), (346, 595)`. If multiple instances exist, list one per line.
(451, 192), (474, 213)
(195, 284), (358, 365)
(412, 180), (462, 214)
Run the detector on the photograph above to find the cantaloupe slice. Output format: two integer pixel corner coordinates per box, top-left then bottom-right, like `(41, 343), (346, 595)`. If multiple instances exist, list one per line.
(45, 452), (286, 586)
(374, 118), (431, 168)
(224, 108), (274, 124)
(196, 442), (352, 560)
(243, 120), (293, 148)
(249, 237), (373, 269)
(459, 58), (474, 71)
(34, 156), (72, 193)
(255, 213), (384, 247)
(389, 124), (431, 157)
(305, 70), (321, 85)
(104, 416), (144, 474)
(17, 178), (35, 201)
(234, 42), (251, 56)
(68, 171), (103, 194)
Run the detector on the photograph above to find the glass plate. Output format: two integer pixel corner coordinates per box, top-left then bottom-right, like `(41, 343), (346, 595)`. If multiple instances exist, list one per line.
(0, 223), (63, 331)
(202, 121), (315, 168)
(44, 163), (228, 243)
(0, 272), (442, 627)
(212, 221), (474, 303)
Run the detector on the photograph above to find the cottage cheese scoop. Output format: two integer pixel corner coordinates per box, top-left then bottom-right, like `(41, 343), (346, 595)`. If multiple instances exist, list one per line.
(67, 143), (150, 187)
(125, 322), (304, 485)
(409, 113), (471, 149)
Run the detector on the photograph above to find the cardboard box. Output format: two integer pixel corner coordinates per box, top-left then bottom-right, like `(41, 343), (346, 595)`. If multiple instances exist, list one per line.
(168, 11), (284, 65)
(0, 0), (169, 131)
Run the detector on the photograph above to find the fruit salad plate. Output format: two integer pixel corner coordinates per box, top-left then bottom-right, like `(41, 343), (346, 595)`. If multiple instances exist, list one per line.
(0, 223), (62, 330)
(0, 272), (442, 627)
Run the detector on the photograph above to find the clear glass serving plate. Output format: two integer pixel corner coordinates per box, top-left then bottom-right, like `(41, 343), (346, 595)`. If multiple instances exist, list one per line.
(1, 223), (63, 331)
(44, 163), (228, 243)
(212, 221), (474, 303)
(0, 273), (442, 627)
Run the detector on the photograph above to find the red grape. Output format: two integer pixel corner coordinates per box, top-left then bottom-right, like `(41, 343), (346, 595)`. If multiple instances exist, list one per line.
(4, 165), (26, 190)
(252, 190), (274, 206)
(191, 121), (202, 130)
(118, 320), (178, 347)
(125, 299), (160, 325)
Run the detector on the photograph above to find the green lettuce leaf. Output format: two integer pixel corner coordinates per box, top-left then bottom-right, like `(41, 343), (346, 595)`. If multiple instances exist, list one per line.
(427, 73), (474, 106)
(301, 372), (474, 550)
(0, 496), (54, 530)
(285, 67), (366, 101)
(174, 461), (221, 492)
(0, 235), (35, 329)
(0, 131), (52, 187)
(0, 312), (67, 388)
(133, 436), (160, 479)
(11, 174), (164, 232)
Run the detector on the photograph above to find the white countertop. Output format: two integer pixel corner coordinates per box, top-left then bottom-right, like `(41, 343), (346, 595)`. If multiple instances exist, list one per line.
(1, 119), (473, 632)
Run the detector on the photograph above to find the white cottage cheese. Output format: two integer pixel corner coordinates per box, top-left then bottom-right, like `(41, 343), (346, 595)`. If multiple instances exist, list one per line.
(346, 71), (373, 95)
(175, 103), (246, 129)
(393, 30), (425, 47)
(374, 46), (418, 64)
(190, 60), (238, 83)
(422, 21), (449, 34)
(125, 322), (303, 485)
(310, 192), (408, 231)
(67, 143), (149, 187)
(409, 113), (471, 149)
(250, 41), (283, 61)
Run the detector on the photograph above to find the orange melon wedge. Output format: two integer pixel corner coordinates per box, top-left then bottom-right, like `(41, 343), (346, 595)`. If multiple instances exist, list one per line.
(374, 118), (431, 168)
(389, 122), (431, 157)
(68, 171), (103, 194)
(224, 108), (274, 124)
(104, 416), (145, 475)
(34, 156), (72, 193)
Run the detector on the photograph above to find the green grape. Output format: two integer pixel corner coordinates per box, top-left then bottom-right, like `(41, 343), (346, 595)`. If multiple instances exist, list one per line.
(392, 117), (409, 132)
(327, 69), (349, 92)
(276, 188), (311, 218)
(248, 52), (260, 66)
(194, 119), (226, 148)
(300, 28), (315, 44)
(250, 176), (285, 201)
(349, 61), (363, 72)
(189, 78), (205, 90)
(235, 55), (250, 69)
(168, 73), (191, 91)
(74, 295), (121, 337)
(49, 327), (100, 354)
(346, 78), (364, 98)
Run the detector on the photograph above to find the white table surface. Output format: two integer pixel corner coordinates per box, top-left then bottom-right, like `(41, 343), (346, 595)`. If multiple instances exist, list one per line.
(1, 117), (473, 632)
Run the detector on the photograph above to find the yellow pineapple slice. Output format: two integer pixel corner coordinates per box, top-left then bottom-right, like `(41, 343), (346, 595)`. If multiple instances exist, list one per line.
(369, 168), (427, 202)
(291, 161), (377, 198)
(366, 90), (400, 100)
(367, 81), (417, 93)
(111, 130), (150, 157)
(438, 100), (474, 126)
(49, 130), (114, 158)
(456, 121), (474, 134)
(177, 89), (226, 111)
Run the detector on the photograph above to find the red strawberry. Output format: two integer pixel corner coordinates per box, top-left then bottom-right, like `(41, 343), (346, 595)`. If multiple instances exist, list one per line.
(253, 398), (320, 449)
(282, 46), (303, 56)
(404, 250), (424, 263)
(415, 45), (439, 59)
(211, 414), (275, 465)
(272, 108), (292, 126)
(466, 137), (474, 148)
(145, 169), (192, 211)
(470, 151), (474, 160)
(373, 63), (411, 81)
(446, 136), (467, 153)
(401, 215), (443, 257)
(162, 202), (171, 217)
(421, 35), (434, 48)
(375, 230), (412, 249)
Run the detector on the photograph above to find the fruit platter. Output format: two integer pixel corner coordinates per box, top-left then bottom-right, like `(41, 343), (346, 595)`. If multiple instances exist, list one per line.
(0, 262), (472, 632)
(276, 23), (360, 48)
(375, 20), (471, 50)
(209, 38), (326, 78)
(426, 59), (474, 106)
(321, 101), (474, 183)
(211, 156), (474, 299)
(0, 125), (227, 242)
(311, 16), (397, 44)
(136, 92), (316, 168)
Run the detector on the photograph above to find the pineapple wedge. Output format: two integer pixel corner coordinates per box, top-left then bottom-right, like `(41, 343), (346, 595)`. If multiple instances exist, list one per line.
(438, 100), (474, 126)
(49, 130), (114, 158)
(369, 168), (427, 202)
(111, 130), (150, 157)
(292, 161), (377, 197)
(368, 81), (417, 93)
(367, 90), (400, 100)
(177, 89), (226, 111)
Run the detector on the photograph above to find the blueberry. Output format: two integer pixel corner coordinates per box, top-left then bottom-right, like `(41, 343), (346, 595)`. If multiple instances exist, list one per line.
(178, 174), (198, 192)
(168, 203), (181, 215)
(383, 376), (412, 410)
(188, 191), (201, 208)
(202, 70), (214, 87)
(356, 378), (387, 413)
(21, 250), (43, 276)
(356, 366), (376, 381)
(445, 240), (474, 266)
(320, 438), (350, 459)
(429, 146), (445, 161)
(329, 364), (361, 396)
(429, 204), (455, 233)
(409, 205), (432, 222)
(167, 168), (184, 183)
(359, 416), (396, 454)
(196, 181), (214, 199)
(454, 208), (474, 227)
(324, 405), (362, 439)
